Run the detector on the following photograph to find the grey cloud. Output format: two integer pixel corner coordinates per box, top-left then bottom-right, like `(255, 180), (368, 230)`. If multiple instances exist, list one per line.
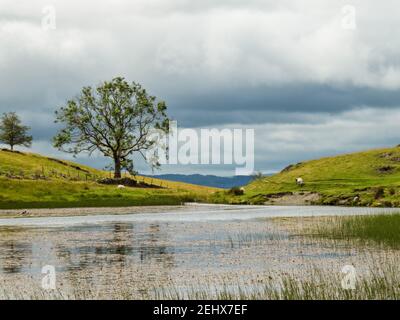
(167, 85), (400, 126)
(2, 0), (400, 174)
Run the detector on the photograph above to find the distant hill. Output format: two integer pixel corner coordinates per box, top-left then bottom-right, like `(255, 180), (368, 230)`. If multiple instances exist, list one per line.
(212, 146), (400, 207)
(146, 174), (256, 189)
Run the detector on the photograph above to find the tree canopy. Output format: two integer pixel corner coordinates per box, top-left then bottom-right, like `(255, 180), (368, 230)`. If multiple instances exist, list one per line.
(0, 112), (32, 151)
(53, 77), (170, 178)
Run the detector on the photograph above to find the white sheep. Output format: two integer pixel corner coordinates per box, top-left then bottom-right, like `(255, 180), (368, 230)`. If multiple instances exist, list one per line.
(295, 177), (304, 186)
(117, 185), (125, 189)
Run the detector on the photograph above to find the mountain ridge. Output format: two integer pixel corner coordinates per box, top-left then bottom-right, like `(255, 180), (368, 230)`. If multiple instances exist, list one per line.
(145, 174), (257, 189)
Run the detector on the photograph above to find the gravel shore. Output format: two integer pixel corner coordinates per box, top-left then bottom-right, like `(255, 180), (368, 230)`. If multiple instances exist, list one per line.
(0, 205), (188, 219)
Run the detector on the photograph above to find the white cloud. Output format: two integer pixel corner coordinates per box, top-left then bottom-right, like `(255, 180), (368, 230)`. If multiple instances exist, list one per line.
(1, 0), (400, 94)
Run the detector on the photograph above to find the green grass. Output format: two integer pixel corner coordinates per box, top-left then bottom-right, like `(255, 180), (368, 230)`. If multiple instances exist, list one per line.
(311, 213), (400, 248)
(0, 149), (104, 179)
(0, 177), (202, 209)
(211, 146), (400, 206)
(0, 149), (217, 209)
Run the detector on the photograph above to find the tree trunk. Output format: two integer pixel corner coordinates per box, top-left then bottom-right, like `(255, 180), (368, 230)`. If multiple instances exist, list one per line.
(10, 145), (13, 151)
(114, 157), (121, 179)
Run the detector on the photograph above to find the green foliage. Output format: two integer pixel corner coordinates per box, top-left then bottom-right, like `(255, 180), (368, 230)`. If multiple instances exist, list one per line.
(0, 112), (32, 151)
(53, 77), (170, 178)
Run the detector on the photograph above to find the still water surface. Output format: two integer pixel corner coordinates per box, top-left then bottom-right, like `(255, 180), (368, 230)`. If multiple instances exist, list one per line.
(0, 205), (396, 297)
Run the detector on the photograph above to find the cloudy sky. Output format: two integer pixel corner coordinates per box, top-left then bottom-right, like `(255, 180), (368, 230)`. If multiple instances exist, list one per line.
(1, 0), (400, 175)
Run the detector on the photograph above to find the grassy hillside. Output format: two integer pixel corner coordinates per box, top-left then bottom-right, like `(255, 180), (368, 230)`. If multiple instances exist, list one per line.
(212, 146), (400, 207)
(0, 149), (218, 209)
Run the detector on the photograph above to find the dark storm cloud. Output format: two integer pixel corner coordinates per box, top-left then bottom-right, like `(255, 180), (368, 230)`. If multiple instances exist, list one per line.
(167, 85), (400, 126)
(11, 83), (400, 141)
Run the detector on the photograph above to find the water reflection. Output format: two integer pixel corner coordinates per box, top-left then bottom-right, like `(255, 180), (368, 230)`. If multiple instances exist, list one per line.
(43, 223), (177, 273)
(0, 220), (290, 277)
(0, 240), (31, 274)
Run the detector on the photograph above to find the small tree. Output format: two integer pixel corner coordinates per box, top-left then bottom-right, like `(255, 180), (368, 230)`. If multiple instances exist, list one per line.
(0, 112), (32, 151)
(53, 77), (169, 179)
(253, 171), (264, 181)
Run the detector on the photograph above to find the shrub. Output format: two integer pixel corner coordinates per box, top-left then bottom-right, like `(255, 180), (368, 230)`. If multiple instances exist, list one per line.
(373, 187), (385, 200)
(227, 186), (244, 196)
(382, 200), (393, 207)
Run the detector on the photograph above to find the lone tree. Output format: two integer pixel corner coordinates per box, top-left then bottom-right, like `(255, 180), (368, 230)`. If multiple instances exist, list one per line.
(0, 112), (32, 151)
(53, 77), (169, 179)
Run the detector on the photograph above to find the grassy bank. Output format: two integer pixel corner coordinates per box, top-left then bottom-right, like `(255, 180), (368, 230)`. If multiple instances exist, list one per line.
(0, 177), (204, 209)
(0, 181), (214, 210)
(211, 146), (400, 207)
(0, 149), (217, 209)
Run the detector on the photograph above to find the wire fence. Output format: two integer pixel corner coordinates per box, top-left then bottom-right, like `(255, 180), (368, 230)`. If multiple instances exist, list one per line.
(0, 166), (170, 188)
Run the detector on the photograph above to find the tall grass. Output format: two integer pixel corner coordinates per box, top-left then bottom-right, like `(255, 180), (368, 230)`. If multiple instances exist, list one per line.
(152, 261), (400, 300)
(2, 262), (398, 300)
(312, 213), (400, 248)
